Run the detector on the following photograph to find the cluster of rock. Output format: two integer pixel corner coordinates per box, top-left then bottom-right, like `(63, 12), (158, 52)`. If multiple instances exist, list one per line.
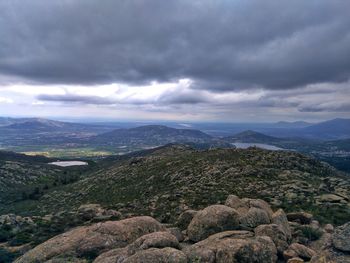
(0, 214), (35, 232)
(0, 204), (121, 259)
(11, 195), (350, 262)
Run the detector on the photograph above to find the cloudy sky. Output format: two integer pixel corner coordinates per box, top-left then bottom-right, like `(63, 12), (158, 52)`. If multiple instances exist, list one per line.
(0, 0), (349, 122)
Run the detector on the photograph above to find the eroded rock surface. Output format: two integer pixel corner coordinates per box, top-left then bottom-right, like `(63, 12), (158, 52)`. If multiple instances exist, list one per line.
(15, 216), (165, 263)
(187, 205), (239, 242)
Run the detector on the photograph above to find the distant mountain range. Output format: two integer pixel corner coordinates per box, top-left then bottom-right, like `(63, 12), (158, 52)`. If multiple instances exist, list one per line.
(0, 117), (113, 132)
(272, 121), (312, 128)
(1, 117), (349, 139)
(89, 125), (214, 146)
(261, 118), (350, 140)
(0, 117), (349, 172)
(224, 130), (281, 143)
(301, 118), (350, 139)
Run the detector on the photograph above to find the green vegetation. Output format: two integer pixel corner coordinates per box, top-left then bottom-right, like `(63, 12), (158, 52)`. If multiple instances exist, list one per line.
(2, 146), (348, 226)
(0, 248), (19, 263)
(294, 224), (323, 242)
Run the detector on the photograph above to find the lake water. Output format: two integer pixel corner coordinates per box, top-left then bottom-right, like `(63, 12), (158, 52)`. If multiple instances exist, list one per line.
(49, 161), (88, 167)
(232, 143), (284, 151)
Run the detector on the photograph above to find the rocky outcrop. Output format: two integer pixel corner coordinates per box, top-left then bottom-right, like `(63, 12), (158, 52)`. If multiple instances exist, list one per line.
(187, 205), (239, 242)
(176, 210), (197, 230)
(0, 214), (35, 235)
(123, 248), (187, 263)
(255, 224), (289, 254)
(272, 209), (292, 240)
(225, 195), (273, 219)
(15, 216), (165, 263)
(77, 204), (121, 222)
(225, 196), (273, 229)
(183, 230), (277, 263)
(333, 222), (350, 252)
(94, 231), (184, 263)
(239, 207), (270, 229)
(308, 222), (350, 262)
(283, 243), (316, 261)
(10, 194), (350, 263)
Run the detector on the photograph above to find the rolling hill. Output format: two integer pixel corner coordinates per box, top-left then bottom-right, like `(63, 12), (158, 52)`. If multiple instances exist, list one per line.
(1, 146), (350, 262)
(4, 145), (348, 225)
(301, 118), (350, 139)
(224, 130), (281, 143)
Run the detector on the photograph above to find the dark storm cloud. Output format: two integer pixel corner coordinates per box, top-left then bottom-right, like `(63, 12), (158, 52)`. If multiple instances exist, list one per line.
(1, 0), (350, 91)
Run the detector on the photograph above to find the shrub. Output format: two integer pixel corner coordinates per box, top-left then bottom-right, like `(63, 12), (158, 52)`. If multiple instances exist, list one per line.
(297, 225), (323, 241)
(9, 231), (32, 246)
(0, 248), (19, 263)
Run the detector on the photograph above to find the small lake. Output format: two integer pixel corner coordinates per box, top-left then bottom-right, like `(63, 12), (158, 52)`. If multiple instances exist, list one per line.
(232, 143), (284, 151)
(49, 161), (88, 167)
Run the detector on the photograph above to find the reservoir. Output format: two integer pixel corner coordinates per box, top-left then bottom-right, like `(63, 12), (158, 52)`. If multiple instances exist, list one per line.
(232, 143), (284, 151)
(49, 161), (88, 167)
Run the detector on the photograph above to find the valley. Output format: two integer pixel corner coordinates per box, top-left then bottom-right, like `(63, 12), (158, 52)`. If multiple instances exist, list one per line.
(1, 117), (349, 172)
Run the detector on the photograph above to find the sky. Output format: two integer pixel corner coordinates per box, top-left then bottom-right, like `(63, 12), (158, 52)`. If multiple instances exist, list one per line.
(0, 0), (349, 122)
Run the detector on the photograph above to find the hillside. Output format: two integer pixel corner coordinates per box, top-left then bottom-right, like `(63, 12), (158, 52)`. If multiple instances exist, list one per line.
(1, 146), (350, 262)
(0, 151), (92, 211)
(5, 145), (349, 226)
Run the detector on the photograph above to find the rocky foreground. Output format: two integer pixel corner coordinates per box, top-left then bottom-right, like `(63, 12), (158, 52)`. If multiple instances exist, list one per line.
(1, 195), (349, 263)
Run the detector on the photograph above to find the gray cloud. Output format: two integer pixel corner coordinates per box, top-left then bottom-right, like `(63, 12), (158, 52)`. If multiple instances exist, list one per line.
(1, 0), (350, 91)
(37, 94), (116, 105)
(299, 102), (350, 113)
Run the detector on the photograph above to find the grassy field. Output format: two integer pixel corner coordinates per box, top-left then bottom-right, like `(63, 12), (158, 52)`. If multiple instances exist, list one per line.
(20, 148), (113, 158)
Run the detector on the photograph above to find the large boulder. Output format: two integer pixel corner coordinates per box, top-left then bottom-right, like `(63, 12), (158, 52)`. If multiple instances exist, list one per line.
(45, 257), (88, 263)
(272, 209), (292, 241)
(167, 227), (184, 242)
(127, 231), (179, 254)
(333, 222), (350, 252)
(176, 210), (197, 230)
(94, 231), (183, 263)
(225, 196), (273, 218)
(187, 205), (240, 242)
(283, 243), (316, 261)
(225, 196), (273, 229)
(225, 195), (249, 214)
(255, 224), (288, 254)
(93, 248), (128, 263)
(183, 230), (278, 263)
(239, 207), (270, 229)
(15, 216), (165, 263)
(248, 199), (274, 218)
(123, 248), (187, 263)
(318, 194), (344, 203)
(287, 258), (304, 263)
